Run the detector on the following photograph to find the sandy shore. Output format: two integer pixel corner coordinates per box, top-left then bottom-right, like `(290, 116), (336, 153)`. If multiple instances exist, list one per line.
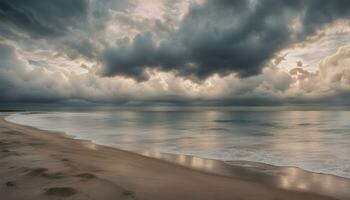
(0, 117), (348, 200)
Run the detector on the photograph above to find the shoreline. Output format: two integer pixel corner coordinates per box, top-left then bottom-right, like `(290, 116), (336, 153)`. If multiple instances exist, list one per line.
(0, 117), (349, 200)
(6, 113), (350, 181)
(6, 112), (350, 181)
(138, 151), (350, 199)
(5, 113), (350, 183)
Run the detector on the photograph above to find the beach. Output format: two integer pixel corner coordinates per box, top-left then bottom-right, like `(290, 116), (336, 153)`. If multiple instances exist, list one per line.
(0, 117), (348, 200)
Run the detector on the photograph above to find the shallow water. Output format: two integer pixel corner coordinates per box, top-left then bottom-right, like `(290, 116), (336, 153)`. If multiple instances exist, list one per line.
(6, 109), (350, 179)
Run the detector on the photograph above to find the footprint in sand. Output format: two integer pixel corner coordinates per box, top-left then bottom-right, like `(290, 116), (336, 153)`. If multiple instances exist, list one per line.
(75, 172), (97, 181)
(44, 172), (65, 179)
(2, 149), (10, 153)
(61, 158), (69, 162)
(44, 187), (77, 197)
(122, 190), (135, 198)
(1, 149), (20, 156)
(27, 167), (64, 179)
(6, 181), (15, 187)
(27, 167), (48, 175)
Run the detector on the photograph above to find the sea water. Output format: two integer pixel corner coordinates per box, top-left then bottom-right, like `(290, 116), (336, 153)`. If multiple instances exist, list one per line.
(6, 108), (350, 179)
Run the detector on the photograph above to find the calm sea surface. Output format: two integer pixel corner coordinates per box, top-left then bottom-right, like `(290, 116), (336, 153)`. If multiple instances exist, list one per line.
(6, 108), (350, 179)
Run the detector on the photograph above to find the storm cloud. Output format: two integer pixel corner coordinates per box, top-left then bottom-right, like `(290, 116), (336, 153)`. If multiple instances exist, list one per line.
(1, 0), (350, 106)
(0, 0), (89, 38)
(101, 0), (350, 81)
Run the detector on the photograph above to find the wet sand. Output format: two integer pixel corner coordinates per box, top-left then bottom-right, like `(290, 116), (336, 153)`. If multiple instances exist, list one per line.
(0, 117), (348, 200)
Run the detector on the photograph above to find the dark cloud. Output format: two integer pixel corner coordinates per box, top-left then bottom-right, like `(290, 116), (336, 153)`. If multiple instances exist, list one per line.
(101, 33), (174, 81)
(1, 0), (350, 106)
(0, 0), (136, 61)
(0, 43), (66, 103)
(100, 0), (350, 81)
(66, 39), (99, 60)
(0, 0), (89, 38)
(1, 39), (350, 106)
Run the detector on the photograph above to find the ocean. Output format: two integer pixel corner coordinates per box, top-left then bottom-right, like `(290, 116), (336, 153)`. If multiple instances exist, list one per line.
(6, 108), (350, 179)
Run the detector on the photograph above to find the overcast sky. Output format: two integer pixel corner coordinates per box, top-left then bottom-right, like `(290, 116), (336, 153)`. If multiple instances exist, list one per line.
(1, 0), (350, 106)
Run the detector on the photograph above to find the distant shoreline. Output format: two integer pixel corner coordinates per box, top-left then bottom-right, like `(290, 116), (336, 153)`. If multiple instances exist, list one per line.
(0, 110), (26, 112)
(0, 116), (349, 200)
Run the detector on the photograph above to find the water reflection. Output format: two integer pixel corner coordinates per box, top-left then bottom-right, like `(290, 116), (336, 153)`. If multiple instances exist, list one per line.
(140, 151), (350, 199)
(276, 167), (350, 199)
(7, 109), (350, 196)
(140, 150), (228, 175)
(83, 141), (98, 150)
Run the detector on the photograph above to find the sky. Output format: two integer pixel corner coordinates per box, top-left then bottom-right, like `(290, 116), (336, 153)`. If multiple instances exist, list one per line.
(1, 0), (350, 106)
